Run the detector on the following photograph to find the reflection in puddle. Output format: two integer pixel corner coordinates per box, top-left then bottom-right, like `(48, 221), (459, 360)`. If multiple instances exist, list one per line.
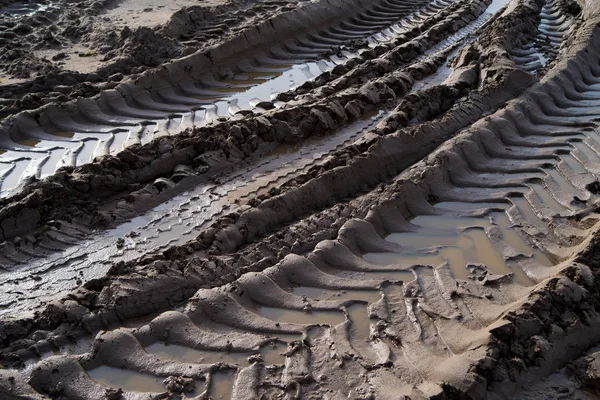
(87, 365), (166, 393)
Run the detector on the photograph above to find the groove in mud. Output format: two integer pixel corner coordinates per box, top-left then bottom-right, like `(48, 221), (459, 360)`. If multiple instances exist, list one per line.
(0, 0), (498, 317)
(3, 0), (600, 398)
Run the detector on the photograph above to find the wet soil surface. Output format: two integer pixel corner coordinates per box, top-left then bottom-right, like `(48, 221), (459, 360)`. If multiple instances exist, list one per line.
(2, 0), (600, 398)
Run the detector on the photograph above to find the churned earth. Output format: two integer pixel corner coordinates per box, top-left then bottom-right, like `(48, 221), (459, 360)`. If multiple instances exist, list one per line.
(2, 0), (600, 398)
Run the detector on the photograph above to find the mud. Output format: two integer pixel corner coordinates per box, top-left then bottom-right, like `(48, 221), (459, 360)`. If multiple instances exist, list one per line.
(2, 0), (600, 398)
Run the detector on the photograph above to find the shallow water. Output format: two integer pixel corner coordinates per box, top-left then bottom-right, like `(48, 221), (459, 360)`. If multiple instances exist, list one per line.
(86, 365), (167, 393)
(363, 210), (547, 285)
(210, 370), (236, 400)
(144, 341), (287, 366)
(253, 305), (346, 325)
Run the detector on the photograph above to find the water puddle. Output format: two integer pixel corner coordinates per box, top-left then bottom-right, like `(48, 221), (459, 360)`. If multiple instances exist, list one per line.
(145, 341), (286, 366)
(409, 215), (492, 230)
(346, 303), (371, 341)
(0, 0), (496, 195)
(51, 131), (76, 138)
(250, 305), (345, 326)
(511, 196), (549, 232)
(363, 210), (547, 284)
(322, 267), (415, 282)
(545, 168), (584, 200)
(209, 370), (236, 400)
(16, 139), (40, 147)
(86, 365), (167, 393)
(561, 153), (588, 177)
(529, 182), (568, 213)
(434, 201), (509, 212)
(290, 287), (382, 303)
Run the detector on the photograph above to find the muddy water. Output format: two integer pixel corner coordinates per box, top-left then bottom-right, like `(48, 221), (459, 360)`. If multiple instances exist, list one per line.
(289, 287), (384, 342)
(322, 267), (415, 282)
(363, 210), (549, 284)
(0, 0), (525, 318)
(290, 287), (383, 302)
(210, 370), (236, 400)
(529, 182), (568, 213)
(145, 341), (287, 365)
(251, 305), (346, 325)
(347, 303), (372, 341)
(545, 167), (585, 200)
(0, 0), (500, 195)
(0, 58), (336, 196)
(511, 196), (551, 232)
(86, 365), (168, 393)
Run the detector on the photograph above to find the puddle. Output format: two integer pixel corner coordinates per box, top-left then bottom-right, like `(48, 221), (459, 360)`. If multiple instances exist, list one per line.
(323, 268), (415, 282)
(363, 211), (546, 284)
(466, 229), (513, 276)
(434, 201), (509, 211)
(561, 153), (588, 177)
(16, 139), (40, 147)
(409, 215), (492, 230)
(529, 182), (567, 213)
(51, 131), (75, 138)
(346, 303), (371, 341)
(385, 231), (475, 248)
(545, 168), (583, 199)
(209, 370), (235, 400)
(251, 305), (345, 326)
(87, 365), (167, 393)
(290, 287), (382, 303)
(511, 196), (550, 232)
(145, 341), (286, 366)
(0, 0), (488, 194)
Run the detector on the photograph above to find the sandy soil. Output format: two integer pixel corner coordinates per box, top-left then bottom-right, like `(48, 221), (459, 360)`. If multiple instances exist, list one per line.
(2, 0), (600, 398)
(101, 0), (216, 30)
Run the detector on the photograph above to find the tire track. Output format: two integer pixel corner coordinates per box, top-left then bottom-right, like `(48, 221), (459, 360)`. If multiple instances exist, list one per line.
(0, 0), (446, 197)
(3, 2), (600, 398)
(510, 0), (579, 74)
(0, 2), (491, 316)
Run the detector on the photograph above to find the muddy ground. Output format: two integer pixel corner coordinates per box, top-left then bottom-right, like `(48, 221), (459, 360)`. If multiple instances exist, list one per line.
(2, 0), (600, 398)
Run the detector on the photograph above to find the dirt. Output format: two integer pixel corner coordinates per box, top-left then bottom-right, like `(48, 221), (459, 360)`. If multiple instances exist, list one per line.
(2, 0), (600, 398)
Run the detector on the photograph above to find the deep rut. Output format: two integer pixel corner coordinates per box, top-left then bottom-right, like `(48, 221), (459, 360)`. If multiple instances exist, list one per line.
(0, 0), (443, 196)
(0, 0), (491, 316)
(3, 0), (600, 399)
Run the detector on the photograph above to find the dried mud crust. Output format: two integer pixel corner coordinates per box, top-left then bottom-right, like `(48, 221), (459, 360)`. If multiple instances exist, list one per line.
(4, 0), (600, 399)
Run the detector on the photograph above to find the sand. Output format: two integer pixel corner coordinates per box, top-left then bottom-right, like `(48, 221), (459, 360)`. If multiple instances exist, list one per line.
(2, 0), (600, 398)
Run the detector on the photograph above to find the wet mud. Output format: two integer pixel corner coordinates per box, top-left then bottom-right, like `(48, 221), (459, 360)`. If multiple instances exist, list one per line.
(2, 0), (600, 399)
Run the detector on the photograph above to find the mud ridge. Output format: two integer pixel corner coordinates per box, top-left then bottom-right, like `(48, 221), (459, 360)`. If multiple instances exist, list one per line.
(4, 0), (600, 398)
